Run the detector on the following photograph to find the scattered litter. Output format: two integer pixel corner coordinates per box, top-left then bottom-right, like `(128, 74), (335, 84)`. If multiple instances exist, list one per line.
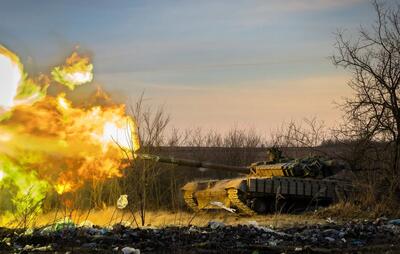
(23, 244), (33, 251)
(23, 228), (33, 235)
(117, 195), (129, 209)
(40, 217), (76, 235)
(121, 246), (140, 254)
(325, 237), (336, 243)
(326, 217), (335, 224)
(2, 217), (400, 252)
(1, 237), (11, 246)
(322, 228), (339, 237)
(374, 217), (388, 225)
(188, 226), (199, 233)
(254, 225), (289, 237)
(209, 201), (236, 213)
(268, 240), (279, 247)
(208, 221), (225, 229)
(33, 245), (52, 251)
(82, 242), (97, 249)
(351, 240), (366, 247)
(388, 219), (400, 225)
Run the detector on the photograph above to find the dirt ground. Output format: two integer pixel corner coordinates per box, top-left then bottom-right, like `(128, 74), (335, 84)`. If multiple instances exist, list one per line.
(2, 209), (400, 253)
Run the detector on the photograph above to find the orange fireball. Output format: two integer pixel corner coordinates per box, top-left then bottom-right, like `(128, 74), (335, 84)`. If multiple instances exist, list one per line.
(0, 44), (140, 198)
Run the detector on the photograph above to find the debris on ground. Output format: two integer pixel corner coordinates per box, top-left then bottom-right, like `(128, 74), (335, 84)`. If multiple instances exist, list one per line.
(207, 220), (225, 229)
(209, 201), (236, 213)
(388, 218), (400, 225)
(2, 218), (400, 253)
(121, 246), (140, 254)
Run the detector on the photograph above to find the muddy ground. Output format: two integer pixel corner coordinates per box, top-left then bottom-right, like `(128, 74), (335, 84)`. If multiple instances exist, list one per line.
(1, 217), (400, 253)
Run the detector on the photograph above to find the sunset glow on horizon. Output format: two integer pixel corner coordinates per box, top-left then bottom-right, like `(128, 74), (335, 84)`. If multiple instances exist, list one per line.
(1, 0), (393, 133)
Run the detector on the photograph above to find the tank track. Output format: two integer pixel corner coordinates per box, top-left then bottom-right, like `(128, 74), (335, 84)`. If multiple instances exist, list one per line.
(227, 188), (256, 216)
(183, 190), (199, 211)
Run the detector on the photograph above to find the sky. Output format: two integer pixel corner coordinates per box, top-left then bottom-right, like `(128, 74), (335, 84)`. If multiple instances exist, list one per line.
(0, 0), (388, 134)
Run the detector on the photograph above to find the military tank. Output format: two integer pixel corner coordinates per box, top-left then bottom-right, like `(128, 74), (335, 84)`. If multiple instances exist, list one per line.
(137, 149), (352, 215)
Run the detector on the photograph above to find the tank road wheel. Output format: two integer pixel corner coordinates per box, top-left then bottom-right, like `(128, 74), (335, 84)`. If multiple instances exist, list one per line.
(183, 191), (199, 212)
(227, 188), (256, 216)
(251, 198), (268, 214)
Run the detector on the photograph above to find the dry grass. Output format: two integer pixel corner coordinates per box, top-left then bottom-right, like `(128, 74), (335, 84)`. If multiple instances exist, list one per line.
(0, 208), (325, 229)
(315, 202), (369, 219)
(316, 200), (400, 220)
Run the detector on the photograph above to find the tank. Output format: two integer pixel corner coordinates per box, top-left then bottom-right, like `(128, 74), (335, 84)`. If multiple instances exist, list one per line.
(137, 149), (352, 215)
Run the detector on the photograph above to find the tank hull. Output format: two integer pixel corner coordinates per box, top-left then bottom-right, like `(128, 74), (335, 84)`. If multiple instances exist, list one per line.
(182, 176), (351, 215)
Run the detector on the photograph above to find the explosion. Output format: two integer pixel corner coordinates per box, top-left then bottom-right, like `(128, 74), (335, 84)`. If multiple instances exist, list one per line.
(0, 45), (140, 214)
(0, 45), (23, 109)
(51, 52), (94, 90)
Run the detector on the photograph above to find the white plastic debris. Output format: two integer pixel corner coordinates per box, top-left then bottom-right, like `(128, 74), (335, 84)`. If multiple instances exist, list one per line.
(23, 245), (33, 251)
(268, 240), (279, 247)
(254, 225), (290, 237)
(23, 228), (34, 235)
(33, 245), (52, 251)
(40, 217), (75, 235)
(209, 201), (236, 213)
(121, 246), (140, 254)
(117, 194), (129, 209)
(198, 167), (208, 172)
(208, 220), (225, 230)
(325, 236), (336, 242)
(388, 219), (400, 225)
(2, 237), (11, 246)
(188, 226), (199, 233)
(326, 217), (335, 224)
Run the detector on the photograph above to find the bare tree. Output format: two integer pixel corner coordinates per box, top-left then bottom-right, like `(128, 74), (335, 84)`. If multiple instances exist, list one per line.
(121, 93), (171, 226)
(204, 129), (223, 147)
(270, 118), (328, 157)
(332, 1), (400, 183)
(130, 93), (170, 148)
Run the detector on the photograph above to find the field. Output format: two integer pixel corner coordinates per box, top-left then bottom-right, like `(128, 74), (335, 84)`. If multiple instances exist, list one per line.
(1, 208), (400, 253)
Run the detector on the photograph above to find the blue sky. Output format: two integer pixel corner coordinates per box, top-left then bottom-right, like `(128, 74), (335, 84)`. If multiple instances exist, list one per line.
(0, 0), (385, 132)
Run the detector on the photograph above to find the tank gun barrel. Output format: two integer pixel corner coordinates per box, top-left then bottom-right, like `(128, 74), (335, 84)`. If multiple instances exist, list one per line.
(136, 153), (249, 174)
